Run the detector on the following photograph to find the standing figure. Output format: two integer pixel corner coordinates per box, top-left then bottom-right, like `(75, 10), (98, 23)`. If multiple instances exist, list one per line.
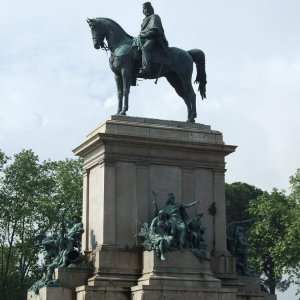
(161, 193), (200, 249)
(227, 221), (251, 275)
(138, 2), (169, 76)
(187, 213), (206, 249)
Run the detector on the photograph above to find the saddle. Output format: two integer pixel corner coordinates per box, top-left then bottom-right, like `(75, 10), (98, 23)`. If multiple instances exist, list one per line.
(114, 40), (171, 86)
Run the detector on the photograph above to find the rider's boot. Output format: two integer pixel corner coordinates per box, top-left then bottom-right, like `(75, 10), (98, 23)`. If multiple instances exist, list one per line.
(139, 50), (151, 77)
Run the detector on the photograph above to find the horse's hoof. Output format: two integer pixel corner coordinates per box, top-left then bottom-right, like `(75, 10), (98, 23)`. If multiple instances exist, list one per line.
(186, 119), (195, 123)
(119, 111), (126, 116)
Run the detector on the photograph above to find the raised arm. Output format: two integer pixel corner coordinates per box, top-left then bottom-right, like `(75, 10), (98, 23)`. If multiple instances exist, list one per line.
(183, 200), (201, 209)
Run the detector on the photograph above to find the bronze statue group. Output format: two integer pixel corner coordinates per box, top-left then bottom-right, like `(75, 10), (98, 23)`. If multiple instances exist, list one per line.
(29, 213), (84, 294)
(137, 192), (207, 261)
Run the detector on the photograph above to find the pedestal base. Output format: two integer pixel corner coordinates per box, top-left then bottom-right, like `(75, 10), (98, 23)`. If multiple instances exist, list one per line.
(27, 286), (72, 300)
(131, 285), (236, 300)
(130, 250), (236, 300)
(76, 285), (130, 300)
(137, 250), (220, 288)
(223, 275), (265, 300)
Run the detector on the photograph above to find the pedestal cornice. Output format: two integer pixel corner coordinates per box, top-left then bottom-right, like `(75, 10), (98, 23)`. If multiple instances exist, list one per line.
(73, 116), (237, 170)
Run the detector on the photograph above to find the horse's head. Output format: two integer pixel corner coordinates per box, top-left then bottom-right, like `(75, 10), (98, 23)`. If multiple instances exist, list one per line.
(87, 18), (107, 50)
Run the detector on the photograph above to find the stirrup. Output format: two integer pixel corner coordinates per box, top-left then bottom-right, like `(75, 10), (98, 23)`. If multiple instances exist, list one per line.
(138, 68), (148, 77)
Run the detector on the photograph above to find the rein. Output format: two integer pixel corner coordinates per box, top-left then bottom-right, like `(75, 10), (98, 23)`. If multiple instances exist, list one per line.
(100, 41), (113, 55)
(101, 39), (133, 58)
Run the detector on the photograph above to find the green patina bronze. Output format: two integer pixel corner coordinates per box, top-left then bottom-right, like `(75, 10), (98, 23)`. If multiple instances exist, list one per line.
(227, 220), (256, 276)
(29, 213), (84, 294)
(87, 3), (207, 123)
(137, 192), (207, 261)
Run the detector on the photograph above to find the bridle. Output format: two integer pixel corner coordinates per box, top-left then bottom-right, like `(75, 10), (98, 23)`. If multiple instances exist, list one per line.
(87, 19), (133, 58)
(88, 20), (105, 49)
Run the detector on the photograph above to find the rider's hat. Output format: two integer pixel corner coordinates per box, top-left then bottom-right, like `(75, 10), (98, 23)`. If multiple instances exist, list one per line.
(143, 2), (152, 8)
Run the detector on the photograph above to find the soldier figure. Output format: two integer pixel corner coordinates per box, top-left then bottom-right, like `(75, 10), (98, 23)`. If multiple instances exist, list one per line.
(138, 2), (169, 77)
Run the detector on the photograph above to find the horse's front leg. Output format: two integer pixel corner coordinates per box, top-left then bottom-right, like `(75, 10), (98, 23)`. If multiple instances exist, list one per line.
(115, 74), (123, 115)
(119, 70), (131, 115)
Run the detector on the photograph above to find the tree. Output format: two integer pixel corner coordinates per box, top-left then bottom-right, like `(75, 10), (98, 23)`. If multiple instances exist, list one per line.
(225, 180), (300, 296)
(247, 189), (294, 294)
(282, 169), (300, 297)
(0, 149), (82, 300)
(225, 182), (263, 223)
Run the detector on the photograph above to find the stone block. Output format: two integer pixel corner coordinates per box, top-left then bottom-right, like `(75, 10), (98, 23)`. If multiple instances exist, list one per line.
(211, 254), (236, 278)
(55, 265), (92, 288)
(236, 276), (262, 293)
(236, 292), (264, 300)
(27, 286), (72, 300)
(137, 250), (220, 288)
(264, 294), (277, 300)
(87, 245), (141, 288)
(76, 285), (130, 300)
(223, 275), (265, 300)
(131, 285), (237, 300)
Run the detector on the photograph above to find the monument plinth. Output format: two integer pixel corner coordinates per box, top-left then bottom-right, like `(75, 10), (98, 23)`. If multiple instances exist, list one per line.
(73, 116), (240, 299)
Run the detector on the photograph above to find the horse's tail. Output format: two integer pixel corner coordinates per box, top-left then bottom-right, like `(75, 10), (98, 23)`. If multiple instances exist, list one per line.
(188, 49), (207, 99)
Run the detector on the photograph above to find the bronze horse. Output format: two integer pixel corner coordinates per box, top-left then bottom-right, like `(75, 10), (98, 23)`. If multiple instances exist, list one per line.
(87, 18), (207, 122)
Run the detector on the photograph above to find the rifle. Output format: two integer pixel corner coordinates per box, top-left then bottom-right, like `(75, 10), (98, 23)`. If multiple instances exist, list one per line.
(152, 191), (159, 216)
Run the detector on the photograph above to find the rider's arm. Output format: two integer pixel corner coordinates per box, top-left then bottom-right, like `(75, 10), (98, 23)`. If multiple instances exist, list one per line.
(139, 29), (158, 39)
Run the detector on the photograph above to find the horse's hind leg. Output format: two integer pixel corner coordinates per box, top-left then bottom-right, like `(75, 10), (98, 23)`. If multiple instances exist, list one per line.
(184, 80), (197, 120)
(166, 73), (192, 121)
(115, 74), (123, 114)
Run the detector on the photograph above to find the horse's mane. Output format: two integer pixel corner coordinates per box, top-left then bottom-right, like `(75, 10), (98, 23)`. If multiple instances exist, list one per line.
(95, 17), (133, 40)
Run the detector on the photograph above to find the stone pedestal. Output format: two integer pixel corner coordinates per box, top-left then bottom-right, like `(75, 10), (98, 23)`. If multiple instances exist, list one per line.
(73, 116), (237, 298)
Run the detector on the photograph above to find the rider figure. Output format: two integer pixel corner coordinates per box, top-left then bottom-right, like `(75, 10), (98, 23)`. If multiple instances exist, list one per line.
(138, 2), (169, 77)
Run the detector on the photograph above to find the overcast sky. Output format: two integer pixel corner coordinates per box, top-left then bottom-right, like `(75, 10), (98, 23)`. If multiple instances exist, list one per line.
(1, 1), (299, 188)
(1, 0), (300, 192)
(0, 0), (299, 298)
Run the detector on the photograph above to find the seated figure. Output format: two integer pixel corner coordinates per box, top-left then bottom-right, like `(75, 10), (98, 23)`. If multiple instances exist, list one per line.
(149, 210), (173, 260)
(138, 2), (169, 76)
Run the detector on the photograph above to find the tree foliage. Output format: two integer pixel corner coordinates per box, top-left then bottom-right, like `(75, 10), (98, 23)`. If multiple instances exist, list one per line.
(0, 149), (83, 300)
(283, 169), (300, 296)
(225, 182), (263, 223)
(226, 174), (300, 297)
(247, 189), (293, 294)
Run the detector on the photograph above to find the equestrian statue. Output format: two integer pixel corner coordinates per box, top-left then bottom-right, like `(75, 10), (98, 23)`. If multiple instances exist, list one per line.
(87, 2), (207, 123)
